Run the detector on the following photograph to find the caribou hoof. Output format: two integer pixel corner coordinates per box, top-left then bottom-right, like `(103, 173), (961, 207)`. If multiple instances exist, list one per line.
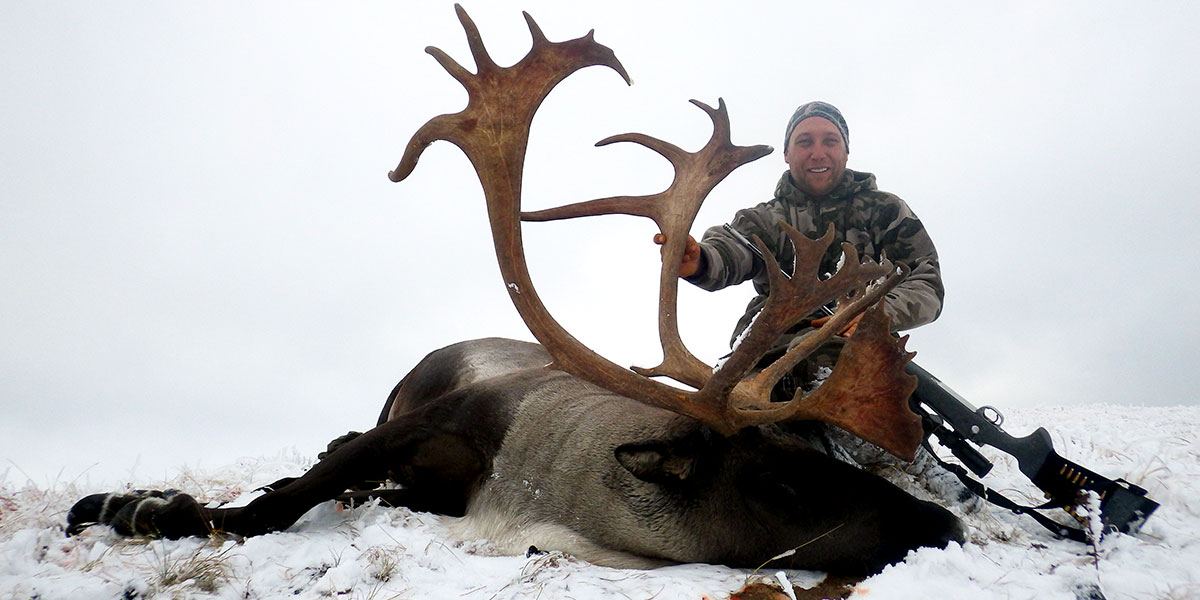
(66, 489), (161, 536)
(66, 490), (210, 538)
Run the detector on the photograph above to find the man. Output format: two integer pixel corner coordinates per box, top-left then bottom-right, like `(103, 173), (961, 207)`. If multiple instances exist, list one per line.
(655, 101), (943, 387)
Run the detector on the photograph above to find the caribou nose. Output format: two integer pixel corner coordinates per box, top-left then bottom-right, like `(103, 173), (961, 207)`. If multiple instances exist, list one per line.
(925, 506), (968, 550)
(941, 516), (969, 546)
(66, 493), (110, 536)
(890, 498), (968, 553)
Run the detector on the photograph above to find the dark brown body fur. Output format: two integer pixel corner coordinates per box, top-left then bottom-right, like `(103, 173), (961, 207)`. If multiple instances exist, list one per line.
(69, 337), (963, 575)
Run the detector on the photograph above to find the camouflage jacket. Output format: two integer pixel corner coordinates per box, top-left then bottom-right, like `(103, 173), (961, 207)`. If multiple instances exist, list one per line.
(687, 169), (944, 347)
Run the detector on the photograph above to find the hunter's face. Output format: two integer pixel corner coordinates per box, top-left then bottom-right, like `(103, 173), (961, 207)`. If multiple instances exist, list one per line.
(784, 117), (848, 197)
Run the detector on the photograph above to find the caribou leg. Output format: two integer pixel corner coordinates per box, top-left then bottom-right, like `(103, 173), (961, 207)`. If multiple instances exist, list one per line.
(67, 410), (491, 538)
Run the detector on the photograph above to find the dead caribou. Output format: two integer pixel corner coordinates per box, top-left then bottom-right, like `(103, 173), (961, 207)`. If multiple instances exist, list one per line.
(67, 6), (964, 576)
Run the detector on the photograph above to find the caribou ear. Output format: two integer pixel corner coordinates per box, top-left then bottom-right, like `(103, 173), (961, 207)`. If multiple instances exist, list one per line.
(616, 427), (716, 484)
(615, 442), (699, 483)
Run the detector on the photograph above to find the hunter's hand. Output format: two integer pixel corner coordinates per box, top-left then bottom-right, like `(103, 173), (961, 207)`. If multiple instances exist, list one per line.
(811, 312), (865, 337)
(653, 233), (701, 278)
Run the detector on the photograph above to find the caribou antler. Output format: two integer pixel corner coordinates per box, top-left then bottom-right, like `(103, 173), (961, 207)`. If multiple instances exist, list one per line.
(390, 6), (922, 460)
(524, 98), (772, 389)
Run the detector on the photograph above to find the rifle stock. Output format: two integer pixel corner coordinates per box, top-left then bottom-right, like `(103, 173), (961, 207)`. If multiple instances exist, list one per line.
(905, 361), (1159, 536)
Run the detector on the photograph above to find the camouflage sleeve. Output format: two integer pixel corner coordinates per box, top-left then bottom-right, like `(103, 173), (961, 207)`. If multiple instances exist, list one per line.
(684, 202), (782, 291)
(873, 197), (944, 331)
(684, 194), (943, 333)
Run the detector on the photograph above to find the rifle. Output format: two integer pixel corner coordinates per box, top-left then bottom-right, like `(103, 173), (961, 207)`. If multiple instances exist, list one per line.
(719, 224), (1159, 540)
(905, 363), (1158, 540)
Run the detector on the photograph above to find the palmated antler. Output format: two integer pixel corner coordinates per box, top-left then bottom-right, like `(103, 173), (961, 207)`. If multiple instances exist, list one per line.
(390, 6), (922, 460)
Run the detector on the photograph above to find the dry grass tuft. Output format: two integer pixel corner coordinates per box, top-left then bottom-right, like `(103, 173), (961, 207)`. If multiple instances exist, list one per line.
(146, 538), (237, 595)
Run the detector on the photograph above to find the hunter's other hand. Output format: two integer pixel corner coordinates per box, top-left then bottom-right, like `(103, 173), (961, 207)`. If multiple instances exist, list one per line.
(653, 233), (701, 278)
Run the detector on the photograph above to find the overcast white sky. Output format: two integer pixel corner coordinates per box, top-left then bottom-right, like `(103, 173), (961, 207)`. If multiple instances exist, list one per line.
(3, 1), (1198, 487)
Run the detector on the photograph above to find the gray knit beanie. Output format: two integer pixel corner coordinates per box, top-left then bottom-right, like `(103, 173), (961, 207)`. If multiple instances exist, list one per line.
(784, 101), (849, 152)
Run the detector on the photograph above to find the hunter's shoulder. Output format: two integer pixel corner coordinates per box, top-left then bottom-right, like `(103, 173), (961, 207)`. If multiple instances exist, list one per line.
(846, 171), (921, 222)
(845, 170), (901, 203)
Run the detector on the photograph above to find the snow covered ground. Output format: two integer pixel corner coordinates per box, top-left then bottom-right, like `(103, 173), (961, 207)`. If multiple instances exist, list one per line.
(2, 405), (1196, 600)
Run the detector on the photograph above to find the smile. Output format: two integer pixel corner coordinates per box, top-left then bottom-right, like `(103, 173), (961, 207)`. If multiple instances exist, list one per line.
(807, 167), (829, 173)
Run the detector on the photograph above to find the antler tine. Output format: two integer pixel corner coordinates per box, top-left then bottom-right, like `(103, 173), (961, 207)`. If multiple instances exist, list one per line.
(598, 132), (691, 163)
(520, 118), (748, 226)
(423, 46), (476, 89)
(521, 193), (661, 222)
(689, 98), (733, 150)
(388, 113), (457, 184)
(519, 133), (685, 225)
(521, 10), (549, 45)
(454, 4), (499, 73)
